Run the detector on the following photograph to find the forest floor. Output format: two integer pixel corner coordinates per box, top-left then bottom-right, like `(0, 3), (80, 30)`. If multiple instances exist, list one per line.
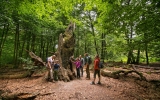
(0, 64), (160, 100)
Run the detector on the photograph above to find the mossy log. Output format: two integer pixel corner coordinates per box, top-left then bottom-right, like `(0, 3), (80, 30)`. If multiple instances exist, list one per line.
(1, 92), (39, 100)
(101, 69), (147, 81)
(0, 70), (34, 79)
(1, 91), (57, 100)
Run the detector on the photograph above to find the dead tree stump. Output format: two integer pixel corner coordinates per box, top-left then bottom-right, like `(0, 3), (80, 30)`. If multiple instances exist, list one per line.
(56, 23), (76, 82)
(26, 23), (76, 82)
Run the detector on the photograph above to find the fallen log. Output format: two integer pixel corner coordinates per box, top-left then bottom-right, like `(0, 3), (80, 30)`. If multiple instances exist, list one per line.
(101, 69), (147, 81)
(0, 70), (34, 79)
(134, 64), (160, 70)
(1, 92), (39, 100)
(130, 64), (160, 73)
(26, 50), (46, 66)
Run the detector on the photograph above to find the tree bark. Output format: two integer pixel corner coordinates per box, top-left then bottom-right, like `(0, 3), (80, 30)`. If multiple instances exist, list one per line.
(0, 23), (9, 60)
(55, 22), (76, 81)
(101, 69), (147, 81)
(101, 32), (106, 61)
(145, 43), (149, 65)
(136, 47), (140, 64)
(88, 11), (99, 55)
(13, 22), (20, 68)
(26, 23), (76, 81)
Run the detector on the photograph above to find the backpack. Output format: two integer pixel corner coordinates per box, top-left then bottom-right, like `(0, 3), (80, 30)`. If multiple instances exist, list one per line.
(99, 61), (104, 68)
(88, 56), (92, 64)
(80, 58), (84, 65)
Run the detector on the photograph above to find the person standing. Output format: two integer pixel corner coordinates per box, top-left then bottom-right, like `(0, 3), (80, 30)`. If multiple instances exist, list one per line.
(79, 55), (84, 77)
(53, 60), (60, 81)
(47, 55), (56, 82)
(84, 53), (91, 80)
(90, 54), (101, 85)
(73, 57), (81, 79)
(69, 56), (75, 72)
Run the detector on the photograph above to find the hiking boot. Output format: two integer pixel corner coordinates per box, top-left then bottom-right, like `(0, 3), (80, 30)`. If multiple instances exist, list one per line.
(49, 79), (53, 82)
(97, 81), (101, 85)
(86, 78), (90, 80)
(90, 81), (95, 85)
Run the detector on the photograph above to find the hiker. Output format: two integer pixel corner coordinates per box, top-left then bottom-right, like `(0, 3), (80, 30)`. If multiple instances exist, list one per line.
(69, 55), (75, 72)
(53, 60), (60, 81)
(46, 55), (56, 82)
(79, 55), (84, 77)
(91, 54), (101, 85)
(84, 53), (91, 80)
(72, 57), (81, 79)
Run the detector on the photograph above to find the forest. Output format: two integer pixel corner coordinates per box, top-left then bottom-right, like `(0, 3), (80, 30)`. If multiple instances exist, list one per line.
(0, 0), (160, 100)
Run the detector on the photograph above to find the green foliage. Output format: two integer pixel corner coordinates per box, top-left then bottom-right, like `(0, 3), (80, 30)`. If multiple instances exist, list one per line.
(19, 57), (32, 66)
(19, 57), (38, 70)
(0, 0), (160, 67)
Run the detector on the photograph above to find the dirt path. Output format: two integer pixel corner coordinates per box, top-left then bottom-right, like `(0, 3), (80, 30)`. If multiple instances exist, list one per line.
(0, 70), (160, 100)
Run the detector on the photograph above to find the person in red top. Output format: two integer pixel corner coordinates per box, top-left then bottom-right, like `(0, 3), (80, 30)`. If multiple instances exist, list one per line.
(91, 54), (101, 85)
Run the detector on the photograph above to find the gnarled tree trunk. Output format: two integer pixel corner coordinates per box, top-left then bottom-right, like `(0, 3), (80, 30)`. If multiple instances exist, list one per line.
(55, 22), (76, 82)
(27, 23), (76, 82)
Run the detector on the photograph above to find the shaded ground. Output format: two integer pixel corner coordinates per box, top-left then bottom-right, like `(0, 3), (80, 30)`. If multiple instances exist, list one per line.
(0, 65), (160, 100)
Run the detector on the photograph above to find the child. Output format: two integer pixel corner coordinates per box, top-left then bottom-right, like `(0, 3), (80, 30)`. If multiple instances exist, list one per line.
(53, 60), (60, 81)
(73, 57), (81, 79)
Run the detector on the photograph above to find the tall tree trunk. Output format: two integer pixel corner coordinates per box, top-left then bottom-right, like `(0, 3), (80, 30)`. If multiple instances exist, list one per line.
(0, 24), (6, 57)
(84, 31), (87, 53)
(0, 23), (9, 66)
(136, 47), (140, 64)
(14, 22), (19, 68)
(88, 11), (99, 55)
(76, 26), (79, 56)
(101, 32), (106, 61)
(126, 24), (135, 64)
(127, 50), (132, 64)
(19, 32), (27, 66)
(26, 32), (31, 57)
(42, 39), (45, 59)
(53, 36), (56, 52)
(31, 33), (36, 53)
(145, 43), (149, 65)
(39, 35), (43, 58)
(46, 36), (49, 57)
(0, 23), (9, 57)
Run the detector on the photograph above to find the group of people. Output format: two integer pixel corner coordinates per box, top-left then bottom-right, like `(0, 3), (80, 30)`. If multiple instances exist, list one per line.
(69, 55), (85, 79)
(46, 55), (60, 82)
(46, 53), (102, 85)
(69, 53), (102, 85)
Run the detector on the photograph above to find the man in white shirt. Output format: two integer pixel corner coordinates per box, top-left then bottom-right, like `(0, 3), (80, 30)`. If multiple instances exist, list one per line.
(47, 55), (56, 82)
